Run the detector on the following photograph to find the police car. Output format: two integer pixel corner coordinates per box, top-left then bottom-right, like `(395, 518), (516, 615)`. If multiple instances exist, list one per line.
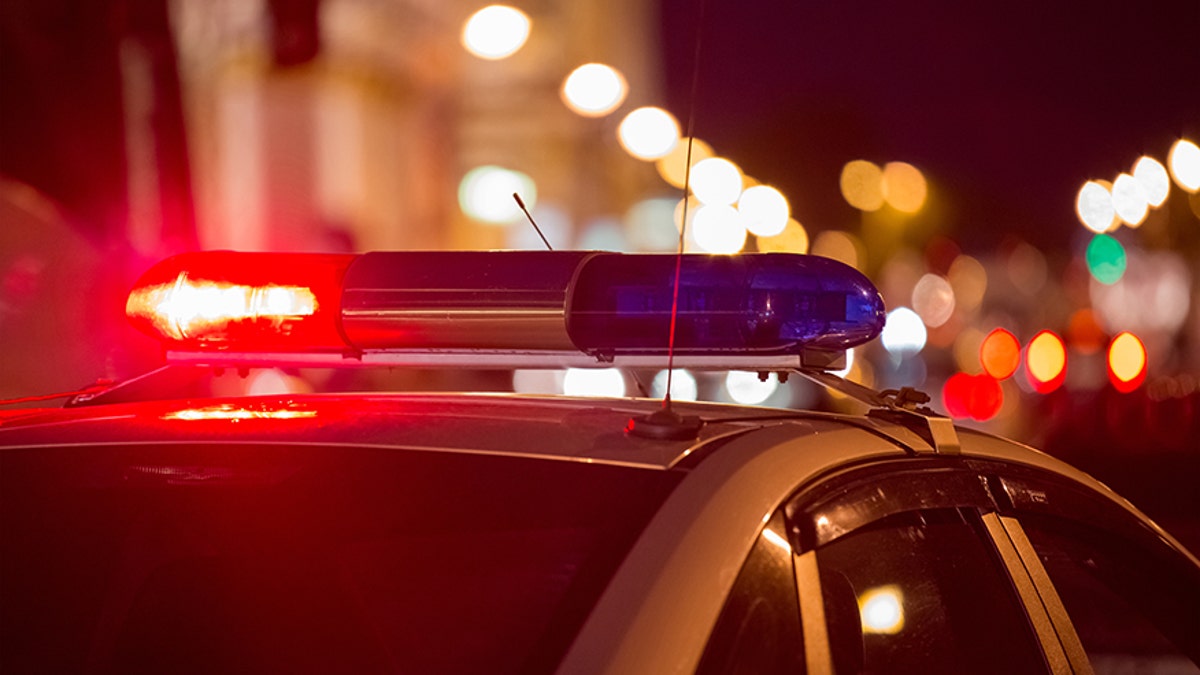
(2, 250), (1198, 674)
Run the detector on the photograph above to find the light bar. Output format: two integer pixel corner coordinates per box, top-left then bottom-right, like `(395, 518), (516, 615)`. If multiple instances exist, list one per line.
(127, 251), (886, 369)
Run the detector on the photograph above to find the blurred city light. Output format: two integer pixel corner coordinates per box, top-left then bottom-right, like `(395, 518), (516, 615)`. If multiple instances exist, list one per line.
(458, 165), (536, 224)
(947, 255), (987, 312)
(651, 369), (699, 401)
(812, 230), (863, 270)
(690, 157), (743, 205)
(943, 372), (1003, 421)
(1026, 330), (1067, 394)
(1107, 331), (1147, 393)
(625, 198), (680, 251)
(563, 368), (626, 397)
(1084, 233), (1126, 285)
(1076, 180), (1116, 233)
(1066, 309), (1105, 355)
(1132, 156), (1170, 207)
(980, 328), (1021, 380)
(881, 161), (928, 213)
(911, 273), (955, 328)
(1168, 138), (1200, 192)
(881, 307), (927, 355)
(617, 107), (680, 160)
(755, 218), (809, 254)
(737, 185), (789, 236)
(691, 204), (747, 253)
(725, 370), (779, 405)
(655, 137), (714, 188)
(561, 63), (628, 117)
(840, 160), (885, 211)
(461, 5), (531, 60)
(1090, 249), (1191, 336)
(1110, 173), (1149, 227)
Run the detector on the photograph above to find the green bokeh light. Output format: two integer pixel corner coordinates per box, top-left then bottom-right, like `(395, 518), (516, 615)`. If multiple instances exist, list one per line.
(1086, 234), (1126, 285)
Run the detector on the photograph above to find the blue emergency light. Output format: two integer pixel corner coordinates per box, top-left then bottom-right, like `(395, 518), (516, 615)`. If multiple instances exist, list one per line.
(126, 250), (886, 370)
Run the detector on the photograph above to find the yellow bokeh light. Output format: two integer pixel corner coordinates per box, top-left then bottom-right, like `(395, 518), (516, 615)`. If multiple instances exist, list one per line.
(690, 157), (743, 206)
(561, 63), (627, 117)
(952, 326), (986, 374)
(461, 5), (531, 60)
(947, 254), (987, 312)
(738, 185), (790, 236)
(1076, 180), (1117, 233)
(1108, 331), (1147, 383)
(617, 107), (680, 160)
(859, 586), (905, 634)
(655, 137), (714, 189)
(1169, 138), (1200, 192)
(840, 160), (884, 211)
(756, 218), (809, 254)
(458, 165), (536, 224)
(1027, 330), (1066, 385)
(1111, 173), (1149, 227)
(812, 230), (863, 270)
(692, 204), (747, 254)
(882, 161), (927, 213)
(1132, 156), (1170, 207)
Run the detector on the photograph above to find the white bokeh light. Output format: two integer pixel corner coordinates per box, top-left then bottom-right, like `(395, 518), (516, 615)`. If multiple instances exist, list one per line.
(651, 370), (699, 401)
(617, 107), (680, 160)
(860, 586), (904, 634)
(881, 307), (927, 355)
(690, 158), (743, 206)
(911, 274), (955, 328)
(1111, 173), (1149, 227)
(458, 165), (536, 224)
(563, 368), (626, 397)
(461, 5), (531, 60)
(1133, 156), (1170, 207)
(691, 204), (747, 254)
(1169, 139), (1200, 192)
(738, 185), (790, 237)
(561, 63), (627, 117)
(725, 371), (778, 405)
(1076, 181), (1115, 233)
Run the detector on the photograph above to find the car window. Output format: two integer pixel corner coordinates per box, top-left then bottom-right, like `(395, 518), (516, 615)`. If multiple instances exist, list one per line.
(696, 513), (805, 675)
(812, 508), (1047, 674)
(0, 444), (681, 675)
(1018, 514), (1200, 673)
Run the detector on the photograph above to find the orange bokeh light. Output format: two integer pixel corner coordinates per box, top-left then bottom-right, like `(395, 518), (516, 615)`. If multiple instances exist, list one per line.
(980, 328), (1020, 380)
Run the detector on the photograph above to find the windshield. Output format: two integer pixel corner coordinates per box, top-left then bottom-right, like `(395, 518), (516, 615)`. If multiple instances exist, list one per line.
(1, 444), (680, 674)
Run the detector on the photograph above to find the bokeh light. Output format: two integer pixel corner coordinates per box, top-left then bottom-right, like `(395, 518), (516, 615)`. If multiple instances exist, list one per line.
(1026, 330), (1067, 394)
(617, 107), (680, 160)
(1168, 138), (1200, 192)
(756, 218), (809, 254)
(738, 185), (789, 237)
(1090, 249), (1191, 336)
(911, 274), (955, 328)
(947, 255), (987, 312)
(881, 307), (927, 355)
(881, 161), (927, 213)
(942, 372), (1003, 421)
(812, 230), (863, 270)
(625, 198), (680, 251)
(980, 328), (1020, 380)
(1085, 233), (1126, 285)
(1066, 308), (1105, 355)
(725, 371), (778, 405)
(1110, 173), (1149, 227)
(690, 157), (743, 206)
(458, 165), (536, 224)
(1076, 181), (1116, 233)
(651, 369), (699, 401)
(1107, 331), (1147, 393)
(561, 63), (627, 117)
(461, 5), (531, 60)
(1132, 156), (1170, 207)
(691, 204), (747, 254)
(655, 137), (714, 189)
(840, 160), (885, 211)
(563, 368), (625, 397)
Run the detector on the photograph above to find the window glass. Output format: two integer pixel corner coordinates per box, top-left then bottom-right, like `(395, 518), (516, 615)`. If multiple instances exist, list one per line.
(696, 514), (805, 675)
(814, 509), (1046, 674)
(1020, 515), (1200, 673)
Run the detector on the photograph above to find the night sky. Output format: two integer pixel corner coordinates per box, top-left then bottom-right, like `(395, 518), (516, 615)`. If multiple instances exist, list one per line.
(659, 0), (1200, 252)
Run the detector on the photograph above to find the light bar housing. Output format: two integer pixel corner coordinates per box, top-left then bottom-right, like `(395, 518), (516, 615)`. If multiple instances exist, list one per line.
(127, 250), (887, 370)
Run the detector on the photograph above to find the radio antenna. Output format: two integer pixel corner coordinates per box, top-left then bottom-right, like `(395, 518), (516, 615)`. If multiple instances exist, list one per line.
(626, 0), (708, 440)
(513, 193), (553, 250)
